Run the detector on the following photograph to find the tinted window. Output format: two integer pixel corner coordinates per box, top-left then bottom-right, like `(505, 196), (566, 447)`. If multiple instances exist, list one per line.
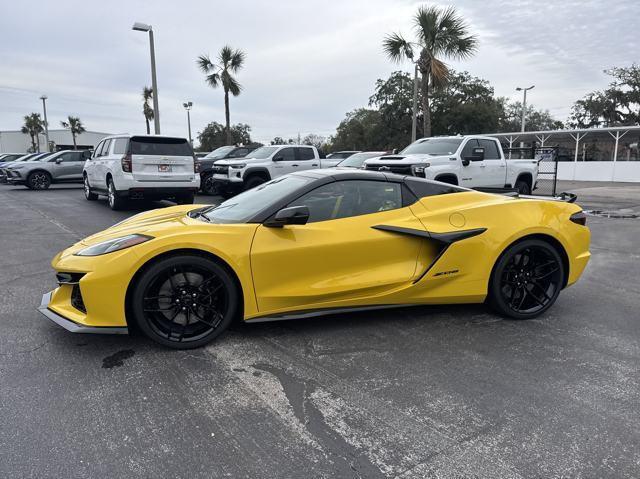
(460, 139), (479, 158)
(130, 137), (193, 156)
(404, 177), (464, 198)
(112, 138), (128, 155)
(275, 147), (295, 161)
(297, 147), (315, 161)
(289, 180), (402, 223)
(204, 146), (235, 159)
(478, 139), (501, 159)
(401, 139), (463, 155)
(202, 175), (314, 224)
(229, 148), (248, 158)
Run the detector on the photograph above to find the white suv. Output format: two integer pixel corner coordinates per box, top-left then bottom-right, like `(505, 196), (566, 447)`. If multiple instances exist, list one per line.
(83, 135), (200, 210)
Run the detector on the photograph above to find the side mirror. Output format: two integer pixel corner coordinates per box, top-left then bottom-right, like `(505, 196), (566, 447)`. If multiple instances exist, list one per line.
(264, 206), (310, 228)
(55, 158), (62, 164)
(462, 147), (484, 166)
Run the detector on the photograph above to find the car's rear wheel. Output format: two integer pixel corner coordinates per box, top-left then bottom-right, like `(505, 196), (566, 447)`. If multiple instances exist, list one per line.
(107, 178), (127, 210)
(84, 175), (98, 200)
(515, 179), (531, 195)
(131, 254), (239, 349)
(201, 172), (219, 195)
(27, 171), (51, 190)
(488, 239), (564, 319)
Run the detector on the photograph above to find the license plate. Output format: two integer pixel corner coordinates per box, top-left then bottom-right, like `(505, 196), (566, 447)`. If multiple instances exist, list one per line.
(158, 165), (172, 172)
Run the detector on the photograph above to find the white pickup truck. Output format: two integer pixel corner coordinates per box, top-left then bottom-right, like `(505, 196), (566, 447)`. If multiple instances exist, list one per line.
(363, 135), (538, 194)
(211, 144), (342, 197)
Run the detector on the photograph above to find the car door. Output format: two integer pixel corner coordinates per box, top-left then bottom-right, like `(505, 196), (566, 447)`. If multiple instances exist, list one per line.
(294, 147), (319, 171)
(459, 139), (491, 188)
(67, 151), (90, 181)
(85, 141), (103, 184)
(250, 179), (429, 313)
(51, 151), (77, 180)
(477, 139), (505, 187)
(270, 147), (298, 176)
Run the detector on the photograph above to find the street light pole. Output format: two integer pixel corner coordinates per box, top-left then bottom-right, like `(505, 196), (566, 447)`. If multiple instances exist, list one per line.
(183, 101), (193, 146)
(516, 85), (535, 132)
(411, 63), (419, 143)
(133, 22), (160, 134)
(40, 95), (50, 152)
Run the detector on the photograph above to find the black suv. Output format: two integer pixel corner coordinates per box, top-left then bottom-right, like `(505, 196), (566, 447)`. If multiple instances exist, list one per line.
(198, 145), (258, 195)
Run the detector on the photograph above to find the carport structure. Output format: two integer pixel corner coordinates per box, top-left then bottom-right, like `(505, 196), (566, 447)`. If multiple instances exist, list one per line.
(487, 126), (640, 182)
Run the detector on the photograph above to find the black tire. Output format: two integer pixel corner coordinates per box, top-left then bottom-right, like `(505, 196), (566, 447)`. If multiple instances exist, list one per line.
(176, 192), (195, 205)
(515, 179), (531, 195)
(130, 254), (239, 349)
(201, 172), (219, 196)
(243, 175), (266, 191)
(27, 171), (51, 190)
(488, 239), (564, 320)
(107, 178), (127, 211)
(84, 175), (98, 200)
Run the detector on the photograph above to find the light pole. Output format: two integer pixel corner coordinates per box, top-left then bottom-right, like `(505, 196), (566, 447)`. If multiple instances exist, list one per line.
(132, 22), (160, 134)
(183, 101), (193, 146)
(515, 85), (535, 132)
(40, 95), (50, 152)
(411, 63), (419, 143)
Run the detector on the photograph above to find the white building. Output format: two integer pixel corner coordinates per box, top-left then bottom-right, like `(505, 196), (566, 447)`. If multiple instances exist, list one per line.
(0, 129), (113, 153)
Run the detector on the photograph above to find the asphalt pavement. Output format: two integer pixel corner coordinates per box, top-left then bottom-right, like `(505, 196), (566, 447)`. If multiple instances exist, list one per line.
(0, 182), (639, 478)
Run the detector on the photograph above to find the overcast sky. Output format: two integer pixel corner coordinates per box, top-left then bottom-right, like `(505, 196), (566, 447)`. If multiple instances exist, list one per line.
(1, 0), (637, 145)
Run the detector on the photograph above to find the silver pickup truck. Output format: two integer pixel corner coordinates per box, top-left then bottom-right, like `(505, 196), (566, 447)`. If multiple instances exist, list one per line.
(364, 135), (538, 194)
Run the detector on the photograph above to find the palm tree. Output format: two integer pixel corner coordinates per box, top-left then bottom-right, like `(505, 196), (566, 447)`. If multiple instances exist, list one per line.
(383, 5), (477, 137)
(197, 46), (245, 145)
(21, 113), (44, 152)
(142, 86), (154, 134)
(60, 116), (86, 150)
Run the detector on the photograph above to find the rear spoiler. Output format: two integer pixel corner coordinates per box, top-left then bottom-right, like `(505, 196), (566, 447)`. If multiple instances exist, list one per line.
(475, 187), (577, 203)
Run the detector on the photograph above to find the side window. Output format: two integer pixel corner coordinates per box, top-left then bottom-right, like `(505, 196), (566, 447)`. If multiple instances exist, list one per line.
(93, 141), (104, 159)
(275, 147), (295, 161)
(296, 147), (315, 161)
(70, 152), (84, 161)
(112, 138), (128, 155)
(288, 180), (403, 223)
(460, 139), (479, 158)
(478, 139), (500, 160)
(230, 148), (248, 158)
(57, 152), (74, 162)
(101, 139), (112, 157)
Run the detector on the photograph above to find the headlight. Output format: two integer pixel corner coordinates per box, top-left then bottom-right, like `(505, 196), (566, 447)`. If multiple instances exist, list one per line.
(75, 234), (153, 256)
(229, 163), (246, 169)
(411, 163), (430, 176)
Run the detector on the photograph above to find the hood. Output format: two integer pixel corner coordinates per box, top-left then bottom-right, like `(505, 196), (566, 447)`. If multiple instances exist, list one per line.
(215, 157), (262, 166)
(365, 154), (448, 165)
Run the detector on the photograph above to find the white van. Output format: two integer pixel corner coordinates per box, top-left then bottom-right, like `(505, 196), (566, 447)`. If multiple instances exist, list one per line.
(83, 135), (200, 210)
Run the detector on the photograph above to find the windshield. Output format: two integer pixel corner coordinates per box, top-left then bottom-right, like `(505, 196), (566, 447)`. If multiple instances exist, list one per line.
(401, 138), (463, 156)
(246, 146), (279, 159)
(338, 152), (384, 168)
(202, 175), (313, 223)
(204, 146), (235, 159)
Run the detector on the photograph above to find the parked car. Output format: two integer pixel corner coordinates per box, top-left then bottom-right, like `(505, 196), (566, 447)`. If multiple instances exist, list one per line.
(211, 144), (336, 198)
(0, 153), (51, 183)
(38, 168), (590, 349)
(195, 152), (210, 159)
(83, 135), (200, 210)
(0, 153), (25, 163)
(326, 150), (360, 160)
(198, 145), (259, 195)
(6, 150), (90, 189)
(363, 135), (539, 194)
(336, 151), (389, 168)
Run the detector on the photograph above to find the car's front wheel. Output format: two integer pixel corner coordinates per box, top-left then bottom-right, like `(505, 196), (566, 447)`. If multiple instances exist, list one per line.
(27, 171), (51, 190)
(130, 254), (239, 349)
(84, 175), (98, 200)
(201, 172), (219, 195)
(487, 239), (564, 320)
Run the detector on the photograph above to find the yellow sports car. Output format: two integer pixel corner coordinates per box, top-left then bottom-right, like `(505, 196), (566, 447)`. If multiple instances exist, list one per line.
(39, 169), (590, 349)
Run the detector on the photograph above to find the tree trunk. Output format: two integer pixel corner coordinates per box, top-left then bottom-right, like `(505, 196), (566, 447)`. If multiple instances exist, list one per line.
(72, 133), (77, 150)
(224, 89), (232, 145)
(145, 118), (150, 135)
(30, 134), (37, 153)
(421, 69), (431, 138)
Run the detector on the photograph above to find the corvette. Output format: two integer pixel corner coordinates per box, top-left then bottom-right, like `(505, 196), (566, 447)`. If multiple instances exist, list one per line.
(39, 169), (590, 349)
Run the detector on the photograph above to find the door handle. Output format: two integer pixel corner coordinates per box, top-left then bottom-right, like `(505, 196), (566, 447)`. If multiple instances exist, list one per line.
(292, 164), (299, 167)
(312, 164), (318, 166)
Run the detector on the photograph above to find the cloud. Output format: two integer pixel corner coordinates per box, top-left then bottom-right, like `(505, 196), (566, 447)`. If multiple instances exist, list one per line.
(0, 0), (637, 145)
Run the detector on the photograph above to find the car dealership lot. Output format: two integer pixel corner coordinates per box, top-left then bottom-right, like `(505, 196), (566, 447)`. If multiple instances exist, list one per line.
(1, 183), (639, 478)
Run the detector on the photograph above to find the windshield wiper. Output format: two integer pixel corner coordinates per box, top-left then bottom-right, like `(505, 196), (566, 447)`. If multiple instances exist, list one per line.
(188, 209), (211, 222)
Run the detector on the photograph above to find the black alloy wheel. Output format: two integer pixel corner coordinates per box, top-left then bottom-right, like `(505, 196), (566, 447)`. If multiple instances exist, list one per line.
(201, 172), (219, 195)
(488, 239), (564, 319)
(27, 171), (51, 190)
(131, 255), (239, 349)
